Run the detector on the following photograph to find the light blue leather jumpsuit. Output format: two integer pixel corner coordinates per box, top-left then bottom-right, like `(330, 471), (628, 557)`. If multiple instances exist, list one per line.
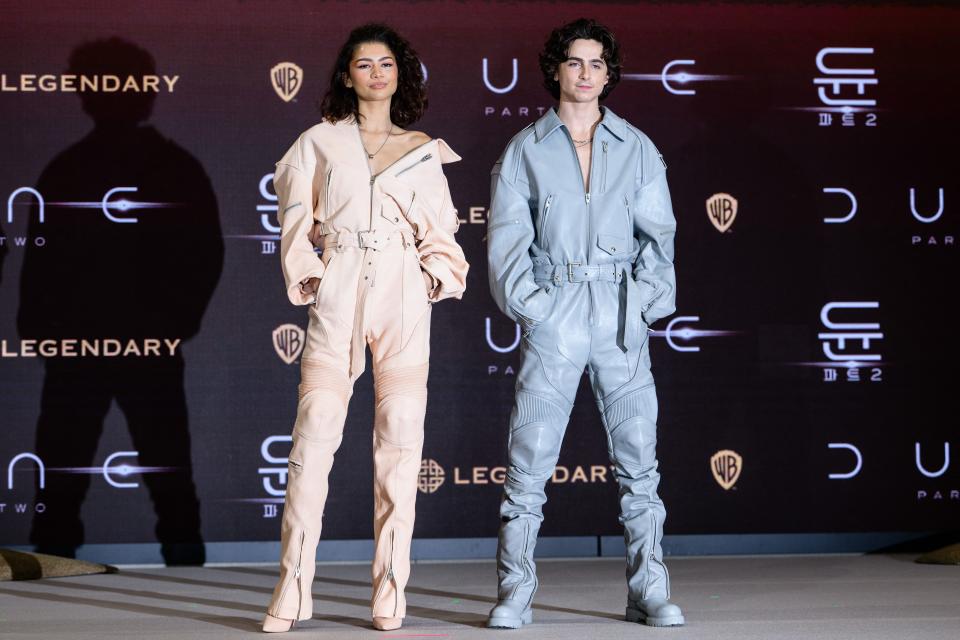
(487, 106), (680, 626)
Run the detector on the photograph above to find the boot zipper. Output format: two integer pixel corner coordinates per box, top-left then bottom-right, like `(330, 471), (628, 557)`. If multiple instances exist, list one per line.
(294, 530), (306, 620)
(643, 512), (670, 599)
(391, 528), (398, 617)
(276, 529), (306, 618)
(521, 520), (536, 610)
(372, 528), (397, 615)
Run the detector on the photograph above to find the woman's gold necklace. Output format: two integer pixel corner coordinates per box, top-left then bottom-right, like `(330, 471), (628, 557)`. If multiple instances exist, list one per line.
(360, 126), (394, 158)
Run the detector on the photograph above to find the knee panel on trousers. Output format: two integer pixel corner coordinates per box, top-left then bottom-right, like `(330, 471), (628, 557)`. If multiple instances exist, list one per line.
(608, 417), (658, 478)
(295, 359), (352, 442)
(374, 363), (428, 446)
(604, 388), (659, 478)
(508, 391), (568, 478)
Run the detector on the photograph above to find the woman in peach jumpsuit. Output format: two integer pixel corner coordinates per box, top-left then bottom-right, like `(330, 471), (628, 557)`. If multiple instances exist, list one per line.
(262, 24), (468, 633)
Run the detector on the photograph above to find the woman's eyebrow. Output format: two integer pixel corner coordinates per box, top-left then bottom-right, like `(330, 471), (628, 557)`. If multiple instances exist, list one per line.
(355, 56), (395, 63)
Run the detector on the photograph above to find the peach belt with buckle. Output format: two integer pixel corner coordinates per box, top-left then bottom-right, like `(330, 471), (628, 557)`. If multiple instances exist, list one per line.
(320, 229), (415, 252)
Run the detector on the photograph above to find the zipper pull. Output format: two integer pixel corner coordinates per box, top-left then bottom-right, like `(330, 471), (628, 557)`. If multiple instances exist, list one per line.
(370, 176), (375, 186)
(602, 141), (608, 153)
(294, 566), (301, 578)
(585, 193), (591, 204)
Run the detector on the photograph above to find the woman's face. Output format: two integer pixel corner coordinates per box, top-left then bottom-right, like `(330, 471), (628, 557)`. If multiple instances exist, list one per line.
(344, 41), (398, 103)
(555, 38), (608, 104)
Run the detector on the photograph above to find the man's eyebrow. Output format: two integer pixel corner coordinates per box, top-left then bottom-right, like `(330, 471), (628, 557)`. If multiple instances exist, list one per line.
(566, 56), (606, 64)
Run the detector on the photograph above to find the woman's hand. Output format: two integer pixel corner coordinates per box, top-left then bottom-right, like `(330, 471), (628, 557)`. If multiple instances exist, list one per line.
(301, 277), (321, 295)
(308, 222), (324, 247)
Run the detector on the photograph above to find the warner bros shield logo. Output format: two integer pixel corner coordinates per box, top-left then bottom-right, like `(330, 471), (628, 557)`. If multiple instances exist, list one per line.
(711, 449), (742, 490)
(273, 324), (305, 364)
(271, 62), (303, 102)
(706, 193), (738, 233)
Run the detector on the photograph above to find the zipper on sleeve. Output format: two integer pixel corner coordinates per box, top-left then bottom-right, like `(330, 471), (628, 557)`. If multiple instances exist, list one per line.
(485, 218), (521, 239)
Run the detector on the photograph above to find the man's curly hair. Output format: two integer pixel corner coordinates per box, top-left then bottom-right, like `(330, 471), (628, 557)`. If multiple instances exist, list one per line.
(320, 23), (427, 127)
(539, 18), (622, 101)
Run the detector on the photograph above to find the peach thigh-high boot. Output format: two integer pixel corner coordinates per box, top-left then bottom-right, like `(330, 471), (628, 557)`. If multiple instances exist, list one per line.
(367, 266), (433, 629)
(265, 316), (354, 627)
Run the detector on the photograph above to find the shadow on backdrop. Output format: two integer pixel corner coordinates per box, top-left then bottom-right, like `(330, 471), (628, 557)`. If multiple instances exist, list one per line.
(17, 37), (223, 565)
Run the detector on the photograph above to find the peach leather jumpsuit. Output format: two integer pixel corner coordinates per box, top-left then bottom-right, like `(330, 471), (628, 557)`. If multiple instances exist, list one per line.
(265, 120), (468, 622)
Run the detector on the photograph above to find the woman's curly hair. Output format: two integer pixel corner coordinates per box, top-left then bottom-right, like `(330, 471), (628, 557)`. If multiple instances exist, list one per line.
(539, 18), (622, 101)
(320, 23), (427, 128)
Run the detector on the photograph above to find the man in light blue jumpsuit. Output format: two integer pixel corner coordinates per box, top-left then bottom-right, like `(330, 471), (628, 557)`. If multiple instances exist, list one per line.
(486, 19), (683, 628)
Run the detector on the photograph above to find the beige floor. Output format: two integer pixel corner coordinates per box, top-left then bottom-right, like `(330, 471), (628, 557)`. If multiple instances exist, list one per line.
(1, 555), (958, 639)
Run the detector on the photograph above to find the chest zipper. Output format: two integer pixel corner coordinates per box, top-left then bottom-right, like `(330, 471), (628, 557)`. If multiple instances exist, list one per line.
(323, 167), (333, 220)
(600, 141), (608, 193)
(395, 153), (432, 177)
(538, 194), (554, 245)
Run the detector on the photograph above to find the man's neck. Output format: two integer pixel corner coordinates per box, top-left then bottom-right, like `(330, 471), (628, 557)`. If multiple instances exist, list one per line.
(357, 99), (393, 132)
(555, 99), (602, 136)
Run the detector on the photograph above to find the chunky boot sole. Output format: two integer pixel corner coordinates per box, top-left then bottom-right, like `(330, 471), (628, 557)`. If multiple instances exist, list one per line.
(626, 606), (685, 627)
(487, 609), (533, 629)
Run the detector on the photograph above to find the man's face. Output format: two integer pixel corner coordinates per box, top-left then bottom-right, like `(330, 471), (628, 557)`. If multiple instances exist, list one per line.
(554, 38), (608, 104)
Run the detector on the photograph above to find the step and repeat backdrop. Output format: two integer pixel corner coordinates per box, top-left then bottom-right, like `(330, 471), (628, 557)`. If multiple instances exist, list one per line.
(1, 1), (957, 555)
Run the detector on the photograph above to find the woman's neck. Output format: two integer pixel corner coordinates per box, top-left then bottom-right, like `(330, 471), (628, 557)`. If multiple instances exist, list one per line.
(357, 98), (394, 133)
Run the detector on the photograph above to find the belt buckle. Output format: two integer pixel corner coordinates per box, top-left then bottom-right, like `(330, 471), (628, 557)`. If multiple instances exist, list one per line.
(357, 230), (377, 250)
(567, 261), (582, 282)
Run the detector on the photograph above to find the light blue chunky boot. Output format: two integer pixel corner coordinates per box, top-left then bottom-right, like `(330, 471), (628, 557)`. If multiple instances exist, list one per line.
(626, 597), (685, 627)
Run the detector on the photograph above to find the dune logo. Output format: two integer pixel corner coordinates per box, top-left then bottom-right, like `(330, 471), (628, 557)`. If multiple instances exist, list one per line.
(711, 449), (742, 490)
(271, 62), (303, 102)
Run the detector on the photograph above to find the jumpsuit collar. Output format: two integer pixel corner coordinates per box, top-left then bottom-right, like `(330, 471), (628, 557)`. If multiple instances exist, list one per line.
(337, 119), (462, 170)
(533, 105), (626, 143)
